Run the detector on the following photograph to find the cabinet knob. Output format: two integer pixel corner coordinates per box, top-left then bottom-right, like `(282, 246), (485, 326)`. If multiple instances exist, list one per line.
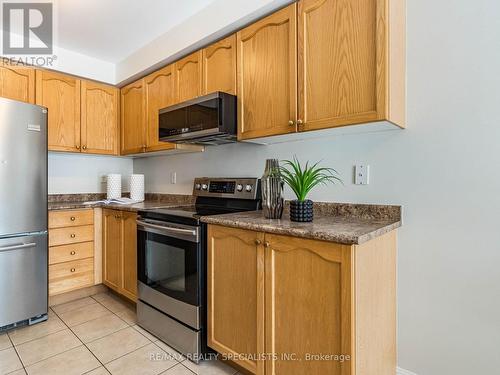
(70, 216), (76, 221)
(70, 251), (76, 255)
(264, 241), (270, 248)
(70, 233), (76, 238)
(70, 268), (76, 273)
(76, 145), (80, 150)
(255, 239), (262, 246)
(288, 120), (294, 126)
(296, 119), (303, 126)
(82, 145), (87, 150)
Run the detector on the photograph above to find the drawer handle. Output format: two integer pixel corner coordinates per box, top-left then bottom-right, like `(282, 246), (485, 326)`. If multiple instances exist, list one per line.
(70, 251), (76, 255)
(70, 268), (76, 272)
(70, 216), (76, 221)
(70, 234), (76, 238)
(264, 241), (270, 248)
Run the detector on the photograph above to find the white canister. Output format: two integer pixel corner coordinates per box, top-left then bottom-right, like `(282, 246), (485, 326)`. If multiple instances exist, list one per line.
(130, 174), (145, 202)
(107, 174), (122, 200)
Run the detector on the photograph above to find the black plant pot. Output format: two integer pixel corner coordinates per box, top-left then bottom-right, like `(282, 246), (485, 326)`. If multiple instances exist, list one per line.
(290, 200), (314, 222)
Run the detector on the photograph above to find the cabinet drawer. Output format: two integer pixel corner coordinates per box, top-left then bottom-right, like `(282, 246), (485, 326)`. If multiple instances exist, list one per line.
(49, 258), (94, 296)
(49, 225), (94, 247)
(49, 241), (94, 265)
(49, 209), (94, 229)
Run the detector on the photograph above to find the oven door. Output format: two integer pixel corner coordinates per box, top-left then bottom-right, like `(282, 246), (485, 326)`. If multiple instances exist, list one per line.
(137, 219), (200, 308)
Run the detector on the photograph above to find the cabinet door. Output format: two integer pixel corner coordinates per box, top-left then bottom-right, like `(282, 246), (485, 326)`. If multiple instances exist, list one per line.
(207, 225), (265, 375)
(102, 209), (122, 291)
(202, 35), (237, 95)
(81, 80), (119, 155)
(175, 51), (202, 103)
(298, 0), (382, 132)
(264, 234), (354, 375)
(0, 64), (35, 103)
(36, 70), (81, 152)
(121, 211), (138, 301)
(144, 65), (176, 152)
(120, 80), (146, 155)
(237, 4), (297, 140)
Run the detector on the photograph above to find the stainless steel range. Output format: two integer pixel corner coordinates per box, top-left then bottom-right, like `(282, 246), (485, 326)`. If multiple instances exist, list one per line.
(136, 177), (261, 362)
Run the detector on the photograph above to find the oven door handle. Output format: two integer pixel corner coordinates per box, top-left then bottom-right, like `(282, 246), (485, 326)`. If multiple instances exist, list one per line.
(137, 220), (197, 237)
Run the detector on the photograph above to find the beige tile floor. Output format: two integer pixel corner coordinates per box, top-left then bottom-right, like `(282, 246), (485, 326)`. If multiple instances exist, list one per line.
(0, 292), (241, 375)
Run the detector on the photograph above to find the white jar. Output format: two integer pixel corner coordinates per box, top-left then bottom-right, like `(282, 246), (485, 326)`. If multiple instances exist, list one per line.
(130, 174), (145, 202)
(107, 174), (122, 199)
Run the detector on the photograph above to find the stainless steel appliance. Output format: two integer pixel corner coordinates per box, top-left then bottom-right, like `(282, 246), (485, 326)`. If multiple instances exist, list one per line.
(0, 97), (48, 329)
(159, 91), (237, 145)
(137, 177), (261, 362)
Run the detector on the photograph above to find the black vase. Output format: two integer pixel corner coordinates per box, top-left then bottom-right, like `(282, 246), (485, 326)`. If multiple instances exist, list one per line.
(290, 200), (314, 222)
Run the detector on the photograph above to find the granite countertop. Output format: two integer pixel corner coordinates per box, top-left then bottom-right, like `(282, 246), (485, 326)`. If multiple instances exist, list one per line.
(47, 200), (186, 212)
(200, 202), (402, 245)
(48, 193), (195, 212)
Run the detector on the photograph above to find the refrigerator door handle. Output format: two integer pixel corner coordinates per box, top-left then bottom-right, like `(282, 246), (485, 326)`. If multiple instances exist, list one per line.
(0, 242), (37, 252)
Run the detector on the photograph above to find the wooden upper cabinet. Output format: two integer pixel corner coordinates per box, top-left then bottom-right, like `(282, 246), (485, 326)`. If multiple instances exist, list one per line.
(298, 0), (405, 131)
(0, 64), (35, 103)
(81, 81), (119, 155)
(121, 79), (146, 155)
(237, 4), (297, 140)
(202, 34), (237, 95)
(175, 51), (202, 103)
(207, 225), (265, 375)
(264, 233), (353, 375)
(36, 70), (81, 152)
(144, 65), (176, 152)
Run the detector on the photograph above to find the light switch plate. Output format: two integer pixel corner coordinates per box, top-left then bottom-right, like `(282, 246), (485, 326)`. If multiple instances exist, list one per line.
(354, 165), (370, 185)
(170, 172), (177, 184)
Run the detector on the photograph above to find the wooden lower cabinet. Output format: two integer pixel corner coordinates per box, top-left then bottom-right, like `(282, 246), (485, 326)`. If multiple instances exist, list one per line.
(102, 209), (137, 301)
(48, 209), (95, 296)
(121, 211), (138, 299)
(207, 225), (397, 375)
(207, 226), (265, 374)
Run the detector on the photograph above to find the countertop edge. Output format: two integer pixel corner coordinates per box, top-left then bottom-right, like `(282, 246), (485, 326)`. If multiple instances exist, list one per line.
(200, 215), (402, 245)
(47, 201), (185, 212)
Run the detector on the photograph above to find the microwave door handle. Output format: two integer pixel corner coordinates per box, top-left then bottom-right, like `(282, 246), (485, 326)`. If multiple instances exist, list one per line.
(137, 220), (197, 237)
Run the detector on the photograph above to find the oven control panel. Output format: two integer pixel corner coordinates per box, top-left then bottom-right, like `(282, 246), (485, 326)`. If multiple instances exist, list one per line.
(193, 178), (260, 199)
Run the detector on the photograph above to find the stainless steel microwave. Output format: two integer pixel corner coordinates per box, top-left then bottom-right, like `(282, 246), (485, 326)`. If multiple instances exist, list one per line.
(158, 91), (237, 145)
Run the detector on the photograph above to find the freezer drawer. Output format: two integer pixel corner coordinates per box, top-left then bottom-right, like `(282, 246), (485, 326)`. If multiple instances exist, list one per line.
(0, 232), (48, 328)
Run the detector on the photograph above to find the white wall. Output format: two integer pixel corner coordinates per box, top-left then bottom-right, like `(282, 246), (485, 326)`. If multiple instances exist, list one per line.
(48, 153), (133, 194)
(49, 45), (115, 84)
(133, 1), (500, 374)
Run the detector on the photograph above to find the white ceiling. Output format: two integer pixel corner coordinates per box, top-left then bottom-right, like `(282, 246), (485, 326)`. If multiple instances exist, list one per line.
(57, 0), (217, 63)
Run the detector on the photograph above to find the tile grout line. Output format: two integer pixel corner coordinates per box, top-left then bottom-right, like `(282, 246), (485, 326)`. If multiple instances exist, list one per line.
(52, 296), (173, 374)
(50, 305), (109, 374)
(9, 294), (187, 375)
(5, 331), (26, 375)
(3, 294), (131, 373)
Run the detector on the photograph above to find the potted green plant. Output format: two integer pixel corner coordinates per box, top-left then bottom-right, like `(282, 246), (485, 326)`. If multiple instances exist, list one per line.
(280, 157), (342, 222)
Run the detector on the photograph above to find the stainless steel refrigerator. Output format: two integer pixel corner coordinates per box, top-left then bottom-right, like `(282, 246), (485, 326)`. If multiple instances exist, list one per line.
(0, 97), (48, 329)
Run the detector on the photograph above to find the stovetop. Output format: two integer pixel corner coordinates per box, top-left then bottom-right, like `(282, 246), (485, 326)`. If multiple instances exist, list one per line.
(139, 204), (258, 226)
